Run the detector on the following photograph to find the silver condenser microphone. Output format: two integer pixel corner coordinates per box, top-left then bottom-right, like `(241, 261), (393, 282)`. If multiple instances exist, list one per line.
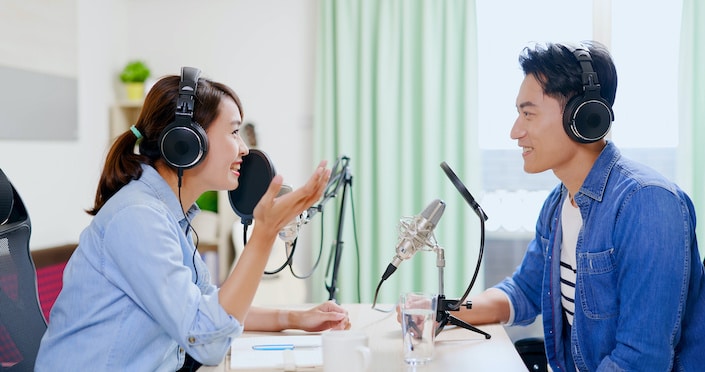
(381, 199), (445, 280)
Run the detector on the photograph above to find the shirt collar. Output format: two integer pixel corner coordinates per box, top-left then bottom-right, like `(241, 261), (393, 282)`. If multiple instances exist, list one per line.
(139, 164), (201, 222)
(576, 141), (621, 203)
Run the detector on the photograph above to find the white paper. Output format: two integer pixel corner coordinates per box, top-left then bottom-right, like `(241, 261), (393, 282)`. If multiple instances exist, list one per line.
(230, 335), (322, 370)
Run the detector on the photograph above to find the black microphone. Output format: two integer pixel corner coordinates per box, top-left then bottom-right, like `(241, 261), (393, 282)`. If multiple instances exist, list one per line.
(381, 199), (446, 281)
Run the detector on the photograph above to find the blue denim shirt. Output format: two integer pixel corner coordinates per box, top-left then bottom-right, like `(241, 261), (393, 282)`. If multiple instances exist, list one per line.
(36, 165), (242, 371)
(496, 142), (705, 371)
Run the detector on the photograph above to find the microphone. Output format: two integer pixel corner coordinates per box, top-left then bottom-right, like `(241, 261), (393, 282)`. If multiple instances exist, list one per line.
(381, 199), (446, 281)
(276, 184), (304, 244)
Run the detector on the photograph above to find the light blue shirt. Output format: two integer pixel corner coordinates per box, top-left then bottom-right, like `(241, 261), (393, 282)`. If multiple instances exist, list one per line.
(496, 142), (705, 371)
(36, 165), (242, 371)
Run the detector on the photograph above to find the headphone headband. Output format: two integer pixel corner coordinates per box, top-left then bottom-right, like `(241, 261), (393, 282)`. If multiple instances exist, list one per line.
(159, 67), (209, 169)
(177, 67), (199, 111)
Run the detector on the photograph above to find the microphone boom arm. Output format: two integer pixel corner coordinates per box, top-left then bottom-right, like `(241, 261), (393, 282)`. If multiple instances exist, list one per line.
(305, 156), (349, 223)
(322, 156), (352, 302)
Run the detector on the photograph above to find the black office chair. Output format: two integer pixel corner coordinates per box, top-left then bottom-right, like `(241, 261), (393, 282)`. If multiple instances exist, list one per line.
(515, 337), (548, 372)
(0, 169), (47, 371)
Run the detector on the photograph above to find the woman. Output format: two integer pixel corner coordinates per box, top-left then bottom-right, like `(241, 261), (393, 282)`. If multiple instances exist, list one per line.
(36, 68), (349, 371)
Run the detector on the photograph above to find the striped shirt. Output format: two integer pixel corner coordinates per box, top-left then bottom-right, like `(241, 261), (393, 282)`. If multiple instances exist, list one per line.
(560, 195), (582, 326)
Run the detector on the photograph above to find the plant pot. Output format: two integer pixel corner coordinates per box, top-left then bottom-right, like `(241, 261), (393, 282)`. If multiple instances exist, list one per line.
(125, 82), (145, 101)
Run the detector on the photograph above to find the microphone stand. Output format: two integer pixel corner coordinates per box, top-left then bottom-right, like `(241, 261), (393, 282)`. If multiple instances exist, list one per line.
(434, 203), (491, 339)
(434, 246), (490, 339)
(323, 156), (352, 302)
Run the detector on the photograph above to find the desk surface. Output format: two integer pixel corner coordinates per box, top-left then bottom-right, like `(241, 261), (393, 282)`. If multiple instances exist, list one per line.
(199, 303), (528, 371)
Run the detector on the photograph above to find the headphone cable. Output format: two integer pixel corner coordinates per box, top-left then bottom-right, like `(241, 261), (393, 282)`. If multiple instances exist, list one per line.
(177, 169), (200, 282)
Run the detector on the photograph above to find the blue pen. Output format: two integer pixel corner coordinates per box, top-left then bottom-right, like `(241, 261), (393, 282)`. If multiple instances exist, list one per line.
(252, 344), (320, 351)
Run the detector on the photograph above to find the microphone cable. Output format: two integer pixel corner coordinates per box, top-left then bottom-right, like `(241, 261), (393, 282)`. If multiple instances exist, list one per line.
(238, 190), (335, 281)
(288, 208), (325, 279)
(371, 279), (388, 312)
(263, 238), (296, 275)
(240, 221), (294, 275)
(237, 201), (321, 277)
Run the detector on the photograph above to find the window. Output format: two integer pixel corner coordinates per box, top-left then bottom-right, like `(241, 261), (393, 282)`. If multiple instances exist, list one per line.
(476, 1), (683, 287)
(476, 0), (682, 235)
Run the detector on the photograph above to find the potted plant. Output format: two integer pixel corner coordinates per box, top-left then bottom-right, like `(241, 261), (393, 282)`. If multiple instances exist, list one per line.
(120, 60), (151, 100)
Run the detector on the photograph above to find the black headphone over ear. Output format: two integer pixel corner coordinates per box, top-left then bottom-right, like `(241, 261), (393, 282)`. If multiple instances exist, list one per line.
(159, 67), (209, 169)
(563, 45), (614, 144)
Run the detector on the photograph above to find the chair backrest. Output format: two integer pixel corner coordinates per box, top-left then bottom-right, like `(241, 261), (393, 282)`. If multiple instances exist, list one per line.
(0, 169), (47, 371)
(31, 244), (76, 321)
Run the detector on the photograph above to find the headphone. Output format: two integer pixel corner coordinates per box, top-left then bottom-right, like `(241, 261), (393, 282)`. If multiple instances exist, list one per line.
(562, 45), (614, 143)
(159, 67), (209, 169)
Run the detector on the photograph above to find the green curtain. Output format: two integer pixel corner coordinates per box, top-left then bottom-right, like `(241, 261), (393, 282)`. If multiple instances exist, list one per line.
(311, 0), (481, 305)
(679, 0), (705, 261)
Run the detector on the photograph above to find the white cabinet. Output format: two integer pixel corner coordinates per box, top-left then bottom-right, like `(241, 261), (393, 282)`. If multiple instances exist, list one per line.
(228, 213), (307, 306)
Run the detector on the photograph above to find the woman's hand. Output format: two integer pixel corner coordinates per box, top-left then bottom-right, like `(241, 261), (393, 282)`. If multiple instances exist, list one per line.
(292, 301), (351, 332)
(220, 161), (329, 320)
(251, 161), (330, 239)
(243, 302), (351, 332)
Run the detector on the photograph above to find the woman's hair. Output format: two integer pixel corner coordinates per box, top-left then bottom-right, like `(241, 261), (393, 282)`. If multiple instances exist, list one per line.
(518, 40), (617, 109)
(87, 74), (243, 215)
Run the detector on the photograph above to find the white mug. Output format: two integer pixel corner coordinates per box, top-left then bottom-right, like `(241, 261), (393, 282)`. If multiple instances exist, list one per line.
(322, 330), (371, 372)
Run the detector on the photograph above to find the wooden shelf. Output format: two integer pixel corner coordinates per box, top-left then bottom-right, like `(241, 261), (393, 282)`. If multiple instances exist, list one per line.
(109, 101), (143, 140)
(197, 243), (218, 254)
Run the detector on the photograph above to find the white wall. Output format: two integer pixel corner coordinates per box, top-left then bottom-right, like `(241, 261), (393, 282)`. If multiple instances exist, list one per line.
(0, 0), (317, 250)
(125, 0), (317, 190)
(0, 1), (124, 249)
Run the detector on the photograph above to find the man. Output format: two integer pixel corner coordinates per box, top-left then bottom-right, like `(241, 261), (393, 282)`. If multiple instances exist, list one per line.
(458, 41), (705, 371)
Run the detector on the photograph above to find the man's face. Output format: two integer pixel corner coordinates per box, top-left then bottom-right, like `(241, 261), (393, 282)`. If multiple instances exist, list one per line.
(510, 74), (579, 175)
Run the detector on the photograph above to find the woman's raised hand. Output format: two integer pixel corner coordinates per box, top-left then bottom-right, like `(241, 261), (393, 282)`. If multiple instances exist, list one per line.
(252, 161), (330, 237)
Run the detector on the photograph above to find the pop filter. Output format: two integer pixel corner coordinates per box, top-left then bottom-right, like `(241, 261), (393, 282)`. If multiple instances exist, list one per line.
(229, 149), (276, 225)
(440, 162), (488, 221)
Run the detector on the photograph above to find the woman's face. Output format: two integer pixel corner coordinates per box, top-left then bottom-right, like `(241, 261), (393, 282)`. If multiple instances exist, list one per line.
(190, 96), (248, 192)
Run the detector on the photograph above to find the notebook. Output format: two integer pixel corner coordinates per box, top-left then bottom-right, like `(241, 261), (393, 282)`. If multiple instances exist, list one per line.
(230, 335), (322, 370)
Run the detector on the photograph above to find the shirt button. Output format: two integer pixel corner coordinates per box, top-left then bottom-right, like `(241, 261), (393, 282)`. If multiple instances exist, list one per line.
(179, 347), (185, 355)
(188, 336), (196, 344)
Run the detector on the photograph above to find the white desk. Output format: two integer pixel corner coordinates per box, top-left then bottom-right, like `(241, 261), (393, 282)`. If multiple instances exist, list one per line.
(199, 303), (528, 371)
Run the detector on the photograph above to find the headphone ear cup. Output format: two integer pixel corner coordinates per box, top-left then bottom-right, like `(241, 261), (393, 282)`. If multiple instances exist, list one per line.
(563, 95), (613, 144)
(159, 120), (208, 169)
